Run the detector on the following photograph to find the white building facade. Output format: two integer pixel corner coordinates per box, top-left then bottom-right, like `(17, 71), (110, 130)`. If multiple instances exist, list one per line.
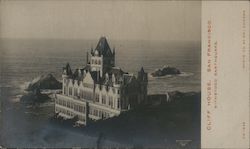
(55, 37), (148, 125)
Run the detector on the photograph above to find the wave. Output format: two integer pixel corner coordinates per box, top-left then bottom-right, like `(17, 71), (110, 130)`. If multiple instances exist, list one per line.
(9, 94), (23, 103)
(25, 101), (54, 109)
(0, 84), (13, 88)
(24, 111), (40, 116)
(148, 72), (193, 79)
(19, 75), (43, 91)
(148, 74), (172, 79)
(19, 81), (30, 91)
(178, 72), (194, 77)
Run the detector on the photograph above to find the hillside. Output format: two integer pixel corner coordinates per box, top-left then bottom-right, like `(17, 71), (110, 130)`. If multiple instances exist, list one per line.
(82, 91), (201, 147)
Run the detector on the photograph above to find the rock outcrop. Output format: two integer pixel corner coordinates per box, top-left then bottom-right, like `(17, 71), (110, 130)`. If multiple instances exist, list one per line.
(151, 65), (181, 77)
(26, 74), (62, 91)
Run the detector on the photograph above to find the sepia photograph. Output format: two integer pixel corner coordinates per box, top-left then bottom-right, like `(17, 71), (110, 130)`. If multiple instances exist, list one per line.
(0, 1), (201, 148)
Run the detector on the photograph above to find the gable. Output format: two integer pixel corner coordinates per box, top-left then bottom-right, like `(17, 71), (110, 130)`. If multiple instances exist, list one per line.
(83, 72), (94, 85)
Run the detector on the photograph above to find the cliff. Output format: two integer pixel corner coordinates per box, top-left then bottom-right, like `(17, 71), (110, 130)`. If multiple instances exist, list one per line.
(26, 74), (62, 91)
(81, 91), (201, 147)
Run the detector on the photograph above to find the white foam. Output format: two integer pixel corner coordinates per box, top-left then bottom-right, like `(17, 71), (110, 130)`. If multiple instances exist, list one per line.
(178, 72), (194, 77)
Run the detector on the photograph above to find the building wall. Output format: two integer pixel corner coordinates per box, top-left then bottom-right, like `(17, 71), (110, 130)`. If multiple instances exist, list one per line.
(57, 39), (147, 125)
(55, 94), (87, 125)
(57, 72), (147, 125)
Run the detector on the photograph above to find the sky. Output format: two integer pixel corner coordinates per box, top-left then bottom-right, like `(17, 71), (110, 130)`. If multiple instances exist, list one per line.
(0, 1), (201, 41)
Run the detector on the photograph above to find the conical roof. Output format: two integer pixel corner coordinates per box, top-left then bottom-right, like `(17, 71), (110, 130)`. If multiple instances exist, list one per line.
(94, 36), (113, 56)
(64, 63), (72, 75)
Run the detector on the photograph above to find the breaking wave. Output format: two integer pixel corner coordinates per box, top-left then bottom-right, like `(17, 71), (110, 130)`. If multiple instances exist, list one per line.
(9, 94), (22, 103)
(148, 72), (194, 79)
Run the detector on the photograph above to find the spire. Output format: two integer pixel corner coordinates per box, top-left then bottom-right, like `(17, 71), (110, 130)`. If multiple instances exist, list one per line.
(91, 45), (94, 55)
(65, 62), (72, 75)
(138, 67), (146, 81)
(86, 52), (89, 64)
(95, 36), (112, 56)
(140, 67), (145, 73)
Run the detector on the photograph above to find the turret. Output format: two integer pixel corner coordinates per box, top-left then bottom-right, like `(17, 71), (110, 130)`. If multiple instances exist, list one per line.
(62, 63), (72, 95)
(86, 52), (89, 64)
(138, 67), (148, 82)
(63, 63), (72, 77)
(137, 67), (148, 103)
(90, 36), (115, 77)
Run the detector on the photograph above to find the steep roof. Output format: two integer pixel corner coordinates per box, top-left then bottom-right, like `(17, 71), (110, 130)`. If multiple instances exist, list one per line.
(94, 36), (113, 56)
(123, 74), (134, 84)
(63, 63), (73, 76)
(109, 67), (126, 78)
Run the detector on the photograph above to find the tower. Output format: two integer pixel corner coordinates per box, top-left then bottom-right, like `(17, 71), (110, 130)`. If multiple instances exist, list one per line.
(137, 67), (148, 103)
(90, 36), (115, 77)
(62, 63), (72, 95)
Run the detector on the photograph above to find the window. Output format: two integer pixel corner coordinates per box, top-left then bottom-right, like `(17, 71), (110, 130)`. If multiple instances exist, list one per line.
(117, 98), (120, 109)
(94, 109), (98, 116)
(102, 95), (106, 104)
(79, 106), (83, 112)
(63, 86), (67, 95)
(83, 91), (93, 100)
(117, 89), (120, 94)
(109, 96), (113, 108)
(95, 93), (99, 102)
(74, 88), (78, 97)
(80, 89), (84, 98)
(83, 106), (86, 113)
(67, 101), (70, 108)
(99, 111), (102, 117)
(69, 87), (72, 96)
(83, 83), (94, 89)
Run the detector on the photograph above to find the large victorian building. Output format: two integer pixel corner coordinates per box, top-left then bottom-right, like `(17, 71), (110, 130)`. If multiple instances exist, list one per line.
(55, 37), (148, 125)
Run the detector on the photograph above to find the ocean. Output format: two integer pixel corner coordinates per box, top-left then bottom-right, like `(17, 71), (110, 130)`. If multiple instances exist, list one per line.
(0, 38), (201, 147)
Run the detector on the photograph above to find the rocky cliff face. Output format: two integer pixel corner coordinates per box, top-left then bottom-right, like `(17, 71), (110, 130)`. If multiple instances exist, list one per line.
(21, 74), (61, 105)
(26, 74), (62, 91)
(80, 91), (201, 147)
